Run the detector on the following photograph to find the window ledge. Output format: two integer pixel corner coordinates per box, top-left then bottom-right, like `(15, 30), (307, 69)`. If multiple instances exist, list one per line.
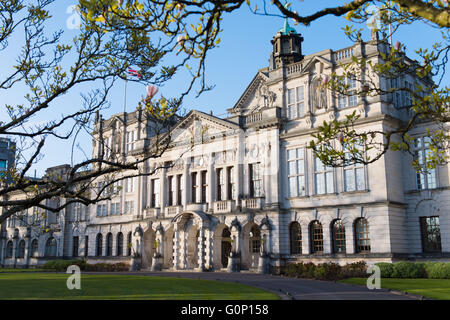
(310, 193), (339, 198)
(341, 189), (370, 195)
(285, 195), (309, 200)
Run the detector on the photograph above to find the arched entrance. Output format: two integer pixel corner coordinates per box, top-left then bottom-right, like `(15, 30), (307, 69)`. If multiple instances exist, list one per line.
(163, 226), (174, 269)
(241, 223), (261, 270)
(185, 221), (199, 269)
(221, 227), (232, 268)
(142, 228), (156, 269)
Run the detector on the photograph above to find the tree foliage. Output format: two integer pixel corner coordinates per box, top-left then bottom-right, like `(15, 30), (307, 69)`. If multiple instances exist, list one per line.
(0, 0), (448, 232)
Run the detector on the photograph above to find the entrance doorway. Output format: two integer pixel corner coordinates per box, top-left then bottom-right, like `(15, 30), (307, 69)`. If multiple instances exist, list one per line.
(221, 227), (232, 268)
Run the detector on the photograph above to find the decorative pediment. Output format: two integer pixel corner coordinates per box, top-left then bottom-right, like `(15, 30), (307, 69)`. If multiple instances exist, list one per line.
(229, 70), (271, 115)
(301, 55), (333, 75)
(167, 110), (240, 146)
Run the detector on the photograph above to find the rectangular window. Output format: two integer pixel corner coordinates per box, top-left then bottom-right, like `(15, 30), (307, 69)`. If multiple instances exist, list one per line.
(126, 130), (135, 153)
(287, 148), (306, 197)
(85, 236), (89, 257)
(287, 86), (305, 119)
(168, 176), (174, 206)
(348, 77), (357, 107)
(420, 216), (442, 253)
(125, 201), (134, 214)
(191, 172), (198, 203)
(343, 145), (366, 192)
(151, 179), (160, 207)
(72, 236), (79, 257)
(125, 177), (134, 193)
(201, 170), (207, 203)
(314, 157), (334, 194)
(0, 159), (7, 169)
(111, 203), (121, 215)
(413, 137), (437, 190)
(296, 86), (305, 117)
(177, 175), (183, 205)
(287, 88), (296, 119)
(338, 93), (347, 109)
(104, 136), (111, 159)
(217, 168), (225, 201)
(227, 167), (235, 200)
(96, 204), (108, 217)
(249, 163), (262, 197)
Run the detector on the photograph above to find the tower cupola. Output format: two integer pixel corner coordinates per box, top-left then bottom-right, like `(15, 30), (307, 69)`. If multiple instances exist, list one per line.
(269, 18), (304, 70)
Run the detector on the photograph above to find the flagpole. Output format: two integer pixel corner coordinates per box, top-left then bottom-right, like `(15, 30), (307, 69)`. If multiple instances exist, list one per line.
(123, 76), (127, 114)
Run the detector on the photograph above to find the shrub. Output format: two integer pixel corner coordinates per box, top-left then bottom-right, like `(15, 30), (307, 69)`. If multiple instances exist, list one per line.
(85, 262), (129, 272)
(391, 262), (425, 278)
(426, 262), (450, 279)
(375, 262), (394, 278)
(341, 261), (367, 278)
(314, 263), (342, 281)
(42, 259), (86, 271)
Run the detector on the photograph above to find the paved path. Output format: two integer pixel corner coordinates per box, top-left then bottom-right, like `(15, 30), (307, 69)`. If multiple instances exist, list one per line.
(111, 271), (415, 300)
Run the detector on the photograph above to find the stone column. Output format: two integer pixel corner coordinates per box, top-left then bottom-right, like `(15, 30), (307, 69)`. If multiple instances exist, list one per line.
(173, 224), (180, 269)
(345, 222), (355, 254)
(301, 224), (310, 255)
(160, 167), (167, 212)
(197, 227), (206, 270)
(208, 155), (214, 209)
(24, 237), (31, 268)
(205, 229), (214, 270)
(183, 162), (189, 209)
(323, 225), (332, 254)
(181, 230), (188, 269)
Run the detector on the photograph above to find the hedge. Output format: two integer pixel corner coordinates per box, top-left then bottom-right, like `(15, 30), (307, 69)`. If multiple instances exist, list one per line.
(283, 261), (367, 281)
(284, 261), (450, 280)
(42, 259), (129, 272)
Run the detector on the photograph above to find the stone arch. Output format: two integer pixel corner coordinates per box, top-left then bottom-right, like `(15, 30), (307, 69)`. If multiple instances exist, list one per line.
(212, 223), (232, 269)
(241, 222), (261, 270)
(163, 225), (175, 269)
(142, 227), (156, 269)
(185, 219), (199, 269)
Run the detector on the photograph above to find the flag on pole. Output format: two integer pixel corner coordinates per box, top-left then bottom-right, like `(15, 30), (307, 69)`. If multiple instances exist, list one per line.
(127, 68), (142, 79)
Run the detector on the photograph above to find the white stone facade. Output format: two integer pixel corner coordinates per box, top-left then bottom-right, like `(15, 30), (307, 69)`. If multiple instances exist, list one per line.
(1, 28), (449, 271)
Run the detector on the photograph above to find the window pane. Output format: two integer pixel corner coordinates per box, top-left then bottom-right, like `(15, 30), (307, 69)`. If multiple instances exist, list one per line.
(356, 167), (365, 190)
(296, 86), (304, 101)
(345, 169), (355, 191)
(298, 176), (305, 196)
(288, 89), (295, 104)
(316, 173), (325, 194)
(289, 177), (297, 197)
(326, 171), (334, 193)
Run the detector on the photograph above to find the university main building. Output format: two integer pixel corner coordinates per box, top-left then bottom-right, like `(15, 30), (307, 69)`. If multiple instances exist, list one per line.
(1, 22), (448, 271)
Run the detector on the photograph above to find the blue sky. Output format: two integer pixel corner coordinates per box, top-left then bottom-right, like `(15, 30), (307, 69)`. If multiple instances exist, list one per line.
(0, 1), (448, 176)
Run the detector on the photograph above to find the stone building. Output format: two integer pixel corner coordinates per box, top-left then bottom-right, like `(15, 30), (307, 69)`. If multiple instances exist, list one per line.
(1, 21), (448, 271)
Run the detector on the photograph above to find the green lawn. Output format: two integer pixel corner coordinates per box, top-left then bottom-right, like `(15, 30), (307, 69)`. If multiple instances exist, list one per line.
(0, 268), (49, 273)
(0, 273), (279, 300)
(340, 278), (450, 300)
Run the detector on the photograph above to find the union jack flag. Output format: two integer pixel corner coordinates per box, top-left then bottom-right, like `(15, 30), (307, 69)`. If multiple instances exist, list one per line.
(127, 68), (142, 79)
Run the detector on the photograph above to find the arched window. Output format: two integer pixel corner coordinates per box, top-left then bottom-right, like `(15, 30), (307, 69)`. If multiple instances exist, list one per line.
(116, 232), (123, 256)
(289, 222), (302, 254)
(249, 225), (261, 254)
(45, 237), (57, 257)
(127, 232), (132, 256)
(355, 218), (371, 253)
(18, 240), (25, 258)
(332, 219), (346, 253)
(6, 241), (13, 258)
(31, 239), (39, 257)
(310, 221), (324, 253)
(106, 233), (113, 256)
(96, 233), (103, 256)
